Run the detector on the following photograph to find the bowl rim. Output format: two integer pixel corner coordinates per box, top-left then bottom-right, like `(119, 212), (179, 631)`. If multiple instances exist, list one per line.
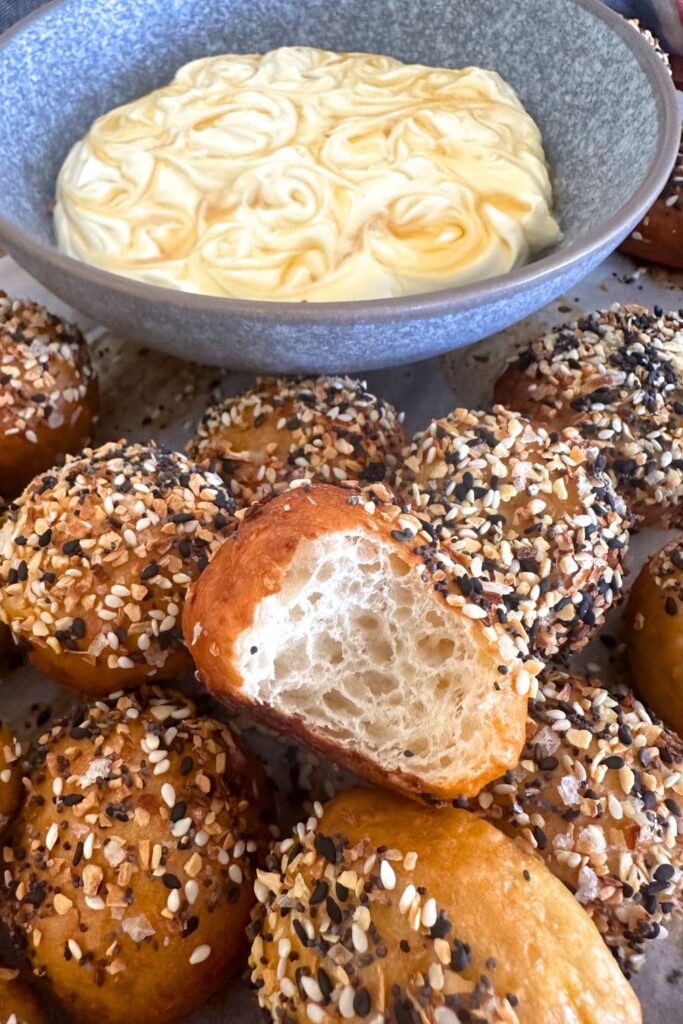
(0, 0), (679, 324)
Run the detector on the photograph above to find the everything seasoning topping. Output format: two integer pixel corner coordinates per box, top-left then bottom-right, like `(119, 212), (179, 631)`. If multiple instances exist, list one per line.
(250, 805), (520, 1024)
(396, 407), (629, 666)
(0, 292), (95, 443)
(0, 441), (235, 674)
(501, 304), (683, 523)
(187, 376), (406, 507)
(1, 687), (262, 982)
(473, 670), (683, 976)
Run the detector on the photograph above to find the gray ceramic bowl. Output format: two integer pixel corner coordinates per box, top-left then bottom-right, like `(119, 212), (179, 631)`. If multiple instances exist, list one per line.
(0, 0), (679, 372)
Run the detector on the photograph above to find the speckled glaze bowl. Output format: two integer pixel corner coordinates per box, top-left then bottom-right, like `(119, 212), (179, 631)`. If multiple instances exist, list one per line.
(0, 0), (679, 372)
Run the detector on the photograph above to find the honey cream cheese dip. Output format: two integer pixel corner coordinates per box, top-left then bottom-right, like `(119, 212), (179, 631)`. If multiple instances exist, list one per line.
(54, 46), (561, 302)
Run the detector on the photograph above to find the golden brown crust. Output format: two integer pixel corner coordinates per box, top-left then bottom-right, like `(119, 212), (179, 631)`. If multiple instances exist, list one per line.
(398, 406), (628, 657)
(626, 537), (683, 736)
(0, 293), (98, 500)
(0, 440), (236, 695)
(0, 968), (48, 1024)
(473, 669), (683, 976)
(0, 724), (23, 834)
(1, 687), (267, 1024)
(250, 788), (641, 1024)
(620, 132), (683, 270)
(187, 375), (406, 507)
(494, 304), (683, 527)
(183, 483), (528, 800)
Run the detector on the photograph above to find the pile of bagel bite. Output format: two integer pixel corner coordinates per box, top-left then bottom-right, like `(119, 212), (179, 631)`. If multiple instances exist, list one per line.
(1, 292), (683, 1024)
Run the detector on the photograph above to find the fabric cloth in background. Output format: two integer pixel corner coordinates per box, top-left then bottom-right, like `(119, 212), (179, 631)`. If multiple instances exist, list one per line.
(1, 0), (682, 50)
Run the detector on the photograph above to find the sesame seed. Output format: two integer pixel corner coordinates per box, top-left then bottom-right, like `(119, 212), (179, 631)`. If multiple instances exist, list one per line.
(351, 923), (368, 953)
(380, 859), (396, 890)
(189, 944), (211, 965)
(45, 823), (59, 851)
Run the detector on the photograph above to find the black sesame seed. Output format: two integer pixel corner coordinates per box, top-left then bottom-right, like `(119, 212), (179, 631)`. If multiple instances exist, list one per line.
(450, 939), (471, 972)
(532, 825), (547, 851)
(293, 919), (311, 947)
(162, 873), (181, 889)
(654, 863), (675, 883)
(430, 913), (452, 939)
(317, 967), (333, 1002)
(23, 885), (46, 907)
(71, 618), (86, 640)
(353, 988), (371, 1017)
(314, 835), (337, 863)
(325, 896), (342, 924)
(170, 801), (187, 823)
(618, 724), (633, 746)
(105, 803), (129, 822)
(310, 880), (328, 905)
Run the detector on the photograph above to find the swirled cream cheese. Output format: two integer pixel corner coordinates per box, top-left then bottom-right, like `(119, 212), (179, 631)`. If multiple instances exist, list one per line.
(54, 47), (560, 302)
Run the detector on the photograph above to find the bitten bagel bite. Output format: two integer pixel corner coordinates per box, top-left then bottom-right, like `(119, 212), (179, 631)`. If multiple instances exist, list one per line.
(494, 304), (683, 526)
(620, 131), (682, 270)
(398, 406), (629, 657)
(0, 968), (47, 1024)
(0, 440), (235, 694)
(184, 482), (532, 802)
(473, 670), (683, 976)
(0, 687), (265, 1024)
(187, 375), (406, 507)
(627, 537), (683, 735)
(0, 293), (98, 499)
(250, 788), (641, 1024)
(0, 723), (22, 833)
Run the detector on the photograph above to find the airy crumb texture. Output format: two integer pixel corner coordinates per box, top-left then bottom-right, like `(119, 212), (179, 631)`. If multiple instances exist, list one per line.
(236, 526), (513, 794)
(473, 670), (683, 977)
(1, 687), (265, 1024)
(495, 304), (683, 524)
(398, 406), (628, 658)
(0, 292), (98, 498)
(183, 482), (529, 801)
(249, 788), (641, 1024)
(0, 440), (235, 693)
(188, 375), (406, 507)
(0, 967), (48, 1024)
